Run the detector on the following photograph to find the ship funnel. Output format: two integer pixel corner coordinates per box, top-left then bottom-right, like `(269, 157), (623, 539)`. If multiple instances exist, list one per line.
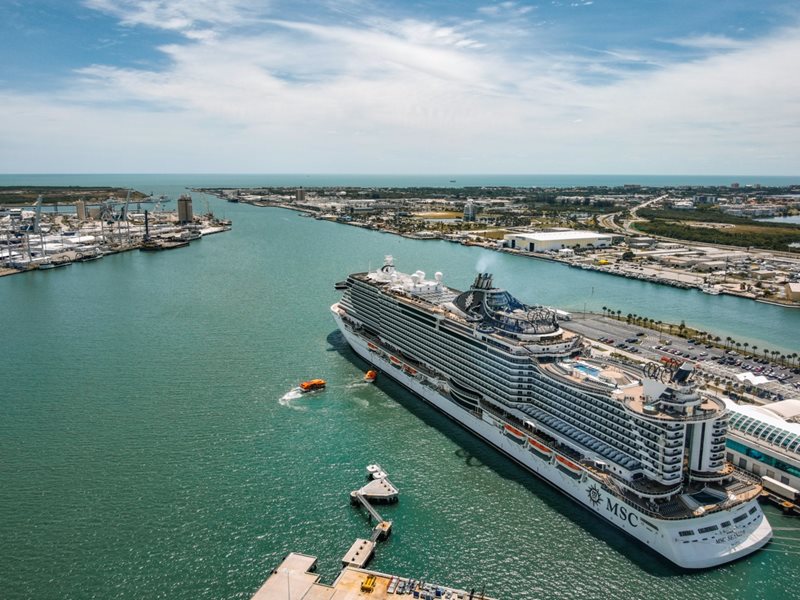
(471, 273), (494, 290)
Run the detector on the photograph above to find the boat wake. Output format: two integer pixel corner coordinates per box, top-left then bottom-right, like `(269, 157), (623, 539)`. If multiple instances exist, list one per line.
(279, 388), (307, 410)
(348, 396), (370, 408)
(345, 382), (369, 389)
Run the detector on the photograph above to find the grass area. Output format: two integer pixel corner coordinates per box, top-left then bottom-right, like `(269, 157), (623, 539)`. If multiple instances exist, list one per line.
(479, 229), (511, 240)
(635, 219), (800, 251)
(0, 187), (146, 204)
(412, 211), (463, 219)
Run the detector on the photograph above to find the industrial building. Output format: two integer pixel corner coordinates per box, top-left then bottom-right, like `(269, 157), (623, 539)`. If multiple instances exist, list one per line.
(786, 282), (800, 302)
(504, 230), (614, 253)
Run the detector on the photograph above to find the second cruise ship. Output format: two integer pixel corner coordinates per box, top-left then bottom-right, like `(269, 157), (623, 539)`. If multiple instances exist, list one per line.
(331, 256), (772, 569)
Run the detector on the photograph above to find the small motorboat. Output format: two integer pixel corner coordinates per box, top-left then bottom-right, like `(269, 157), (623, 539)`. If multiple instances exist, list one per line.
(299, 379), (326, 393)
(364, 370), (378, 383)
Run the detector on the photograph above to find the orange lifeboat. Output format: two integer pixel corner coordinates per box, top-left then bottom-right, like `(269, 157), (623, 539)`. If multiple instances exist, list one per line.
(555, 454), (583, 479)
(502, 424), (526, 445)
(364, 370), (378, 383)
(299, 379), (326, 393)
(527, 437), (553, 457)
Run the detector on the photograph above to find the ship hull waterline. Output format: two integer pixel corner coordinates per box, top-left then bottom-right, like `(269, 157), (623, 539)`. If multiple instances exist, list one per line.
(332, 304), (772, 570)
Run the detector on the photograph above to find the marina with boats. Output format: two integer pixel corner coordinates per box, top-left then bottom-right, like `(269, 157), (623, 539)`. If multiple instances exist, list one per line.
(0, 192), (231, 275)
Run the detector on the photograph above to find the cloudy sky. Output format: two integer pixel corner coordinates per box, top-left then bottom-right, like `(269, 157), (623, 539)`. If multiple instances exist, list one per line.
(2, 1), (799, 174)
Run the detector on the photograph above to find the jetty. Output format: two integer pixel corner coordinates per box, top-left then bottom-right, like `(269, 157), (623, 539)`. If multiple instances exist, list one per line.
(342, 463), (399, 568)
(248, 465), (493, 599)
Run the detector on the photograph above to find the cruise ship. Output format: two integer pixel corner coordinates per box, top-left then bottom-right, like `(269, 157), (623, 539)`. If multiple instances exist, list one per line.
(331, 256), (773, 569)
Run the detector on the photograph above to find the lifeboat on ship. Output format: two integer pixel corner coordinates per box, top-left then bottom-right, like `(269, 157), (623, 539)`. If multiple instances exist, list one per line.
(364, 370), (378, 383)
(527, 437), (553, 459)
(555, 454), (584, 479)
(367, 342), (379, 352)
(403, 365), (418, 376)
(503, 424), (526, 445)
(299, 379), (326, 393)
(389, 355), (402, 367)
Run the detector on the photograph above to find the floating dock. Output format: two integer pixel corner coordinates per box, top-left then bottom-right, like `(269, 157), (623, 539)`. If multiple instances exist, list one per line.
(251, 553), (495, 600)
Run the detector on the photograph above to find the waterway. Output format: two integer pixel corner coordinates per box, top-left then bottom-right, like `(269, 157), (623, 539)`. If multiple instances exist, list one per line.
(1, 175), (799, 600)
(759, 215), (800, 225)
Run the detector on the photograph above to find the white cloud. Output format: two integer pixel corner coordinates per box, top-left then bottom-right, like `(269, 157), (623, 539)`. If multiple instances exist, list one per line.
(83, 0), (261, 33)
(666, 34), (748, 50)
(2, 3), (799, 173)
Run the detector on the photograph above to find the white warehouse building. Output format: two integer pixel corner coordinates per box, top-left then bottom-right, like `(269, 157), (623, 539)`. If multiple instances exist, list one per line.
(504, 230), (615, 253)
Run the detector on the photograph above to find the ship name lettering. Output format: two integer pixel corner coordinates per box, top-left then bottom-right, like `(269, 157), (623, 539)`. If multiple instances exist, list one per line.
(606, 498), (639, 527)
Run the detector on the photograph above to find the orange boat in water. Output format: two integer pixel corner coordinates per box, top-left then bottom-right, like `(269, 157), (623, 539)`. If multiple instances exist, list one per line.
(364, 370), (378, 383)
(299, 379), (326, 393)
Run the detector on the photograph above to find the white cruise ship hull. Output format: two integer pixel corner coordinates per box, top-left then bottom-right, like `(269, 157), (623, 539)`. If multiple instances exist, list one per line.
(332, 304), (772, 569)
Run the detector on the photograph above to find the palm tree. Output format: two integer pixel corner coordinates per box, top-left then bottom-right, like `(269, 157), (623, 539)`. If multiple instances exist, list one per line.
(743, 342), (749, 356)
(751, 345), (758, 358)
(602, 306), (607, 318)
(793, 353), (798, 367)
(763, 348), (770, 359)
(626, 313), (633, 324)
(725, 336), (732, 349)
(616, 310), (621, 320)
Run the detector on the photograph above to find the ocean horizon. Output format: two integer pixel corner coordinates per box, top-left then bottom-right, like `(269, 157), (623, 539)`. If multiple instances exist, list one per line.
(1, 173), (799, 189)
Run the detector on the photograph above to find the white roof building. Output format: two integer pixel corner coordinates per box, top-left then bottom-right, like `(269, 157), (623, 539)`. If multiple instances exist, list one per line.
(723, 398), (800, 490)
(504, 230), (615, 253)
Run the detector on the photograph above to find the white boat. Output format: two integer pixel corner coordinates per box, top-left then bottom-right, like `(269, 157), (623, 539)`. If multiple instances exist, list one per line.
(331, 256), (772, 569)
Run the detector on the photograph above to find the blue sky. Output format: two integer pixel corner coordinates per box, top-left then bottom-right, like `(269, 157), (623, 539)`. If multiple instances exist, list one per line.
(1, 1), (799, 174)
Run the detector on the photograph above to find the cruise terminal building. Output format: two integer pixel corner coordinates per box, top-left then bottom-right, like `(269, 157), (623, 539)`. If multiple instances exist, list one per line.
(504, 230), (615, 253)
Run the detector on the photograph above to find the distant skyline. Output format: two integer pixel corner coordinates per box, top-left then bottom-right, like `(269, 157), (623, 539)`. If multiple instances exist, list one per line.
(2, 1), (799, 174)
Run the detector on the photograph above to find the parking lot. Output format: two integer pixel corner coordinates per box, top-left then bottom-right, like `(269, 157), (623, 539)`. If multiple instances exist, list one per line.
(565, 313), (799, 403)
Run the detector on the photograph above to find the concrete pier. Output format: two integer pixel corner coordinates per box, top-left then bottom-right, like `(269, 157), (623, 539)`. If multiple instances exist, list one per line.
(342, 539), (375, 568)
(251, 553), (496, 600)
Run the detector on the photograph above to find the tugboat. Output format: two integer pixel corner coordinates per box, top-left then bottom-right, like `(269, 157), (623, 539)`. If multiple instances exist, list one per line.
(364, 370), (378, 383)
(299, 379), (326, 393)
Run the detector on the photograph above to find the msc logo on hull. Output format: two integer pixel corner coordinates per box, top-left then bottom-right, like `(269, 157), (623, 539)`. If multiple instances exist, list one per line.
(606, 498), (640, 527)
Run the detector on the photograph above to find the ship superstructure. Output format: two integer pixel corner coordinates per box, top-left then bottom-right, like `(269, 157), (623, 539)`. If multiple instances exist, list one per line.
(331, 256), (772, 568)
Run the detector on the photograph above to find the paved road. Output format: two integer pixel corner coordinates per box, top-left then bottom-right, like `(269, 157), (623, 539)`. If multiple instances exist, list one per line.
(565, 313), (799, 404)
